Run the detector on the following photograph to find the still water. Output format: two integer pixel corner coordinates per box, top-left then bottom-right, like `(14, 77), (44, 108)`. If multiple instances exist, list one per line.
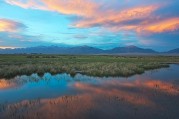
(0, 64), (179, 119)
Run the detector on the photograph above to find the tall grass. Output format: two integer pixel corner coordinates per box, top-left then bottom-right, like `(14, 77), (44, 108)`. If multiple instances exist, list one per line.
(0, 55), (177, 79)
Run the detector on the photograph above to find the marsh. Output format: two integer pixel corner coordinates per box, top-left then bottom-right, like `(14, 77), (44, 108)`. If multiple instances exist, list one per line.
(0, 64), (179, 119)
(1, 55), (178, 79)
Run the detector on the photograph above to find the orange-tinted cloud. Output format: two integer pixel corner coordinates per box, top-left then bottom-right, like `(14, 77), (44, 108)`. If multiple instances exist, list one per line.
(74, 5), (158, 28)
(42, 0), (98, 17)
(142, 18), (179, 33)
(5, 0), (157, 24)
(5, 0), (47, 10)
(5, 0), (179, 34)
(107, 17), (179, 34)
(0, 19), (26, 32)
(6, 0), (98, 17)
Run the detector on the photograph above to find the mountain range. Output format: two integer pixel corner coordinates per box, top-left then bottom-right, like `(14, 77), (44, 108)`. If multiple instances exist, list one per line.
(0, 45), (178, 54)
(166, 48), (179, 54)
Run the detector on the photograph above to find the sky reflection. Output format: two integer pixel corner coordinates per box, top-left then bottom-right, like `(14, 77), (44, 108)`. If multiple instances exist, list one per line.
(0, 65), (179, 119)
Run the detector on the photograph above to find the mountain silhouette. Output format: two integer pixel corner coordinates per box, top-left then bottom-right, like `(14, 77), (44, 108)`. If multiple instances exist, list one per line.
(0, 45), (178, 54)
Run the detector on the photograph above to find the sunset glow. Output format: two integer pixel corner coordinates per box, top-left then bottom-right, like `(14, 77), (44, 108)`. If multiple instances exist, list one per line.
(0, 0), (179, 51)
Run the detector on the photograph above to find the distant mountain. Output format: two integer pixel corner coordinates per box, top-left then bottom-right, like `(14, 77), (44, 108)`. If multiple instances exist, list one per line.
(67, 45), (104, 54)
(167, 48), (179, 53)
(0, 46), (68, 54)
(0, 45), (104, 54)
(106, 45), (157, 53)
(0, 45), (178, 54)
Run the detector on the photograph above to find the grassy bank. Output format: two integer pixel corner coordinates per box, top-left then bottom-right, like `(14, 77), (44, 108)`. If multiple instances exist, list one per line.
(0, 55), (179, 79)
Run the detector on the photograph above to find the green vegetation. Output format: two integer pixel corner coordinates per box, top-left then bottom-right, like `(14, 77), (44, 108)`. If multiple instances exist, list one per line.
(0, 55), (179, 79)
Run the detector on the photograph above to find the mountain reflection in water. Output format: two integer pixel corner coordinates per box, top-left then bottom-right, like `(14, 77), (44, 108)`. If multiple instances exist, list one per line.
(0, 64), (179, 119)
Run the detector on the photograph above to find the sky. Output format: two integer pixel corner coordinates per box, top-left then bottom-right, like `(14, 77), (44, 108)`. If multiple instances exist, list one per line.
(0, 0), (179, 51)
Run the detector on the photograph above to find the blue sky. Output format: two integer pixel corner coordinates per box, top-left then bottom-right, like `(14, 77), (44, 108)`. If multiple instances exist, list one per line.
(0, 0), (179, 51)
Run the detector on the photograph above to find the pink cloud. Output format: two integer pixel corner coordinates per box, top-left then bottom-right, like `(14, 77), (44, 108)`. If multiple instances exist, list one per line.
(42, 0), (98, 17)
(71, 5), (168, 36)
(6, 0), (98, 17)
(5, 0), (179, 34)
(0, 18), (26, 32)
(5, 0), (47, 10)
(141, 18), (179, 33)
(116, 17), (179, 34)
(73, 5), (158, 28)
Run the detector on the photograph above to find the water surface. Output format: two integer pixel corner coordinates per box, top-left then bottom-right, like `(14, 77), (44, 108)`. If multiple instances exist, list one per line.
(0, 64), (179, 119)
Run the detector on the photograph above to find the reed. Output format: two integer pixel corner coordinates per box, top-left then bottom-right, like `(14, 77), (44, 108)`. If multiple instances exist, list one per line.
(0, 55), (178, 79)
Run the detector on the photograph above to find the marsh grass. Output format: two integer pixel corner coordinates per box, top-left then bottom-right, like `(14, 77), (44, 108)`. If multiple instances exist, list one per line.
(0, 55), (178, 79)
